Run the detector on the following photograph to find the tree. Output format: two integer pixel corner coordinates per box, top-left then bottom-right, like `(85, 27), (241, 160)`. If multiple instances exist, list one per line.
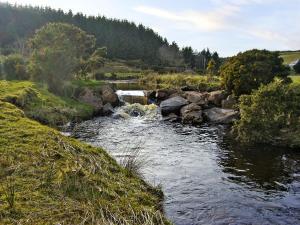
(207, 59), (217, 74)
(293, 60), (300, 73)
(233, 80), (300, 148)
(220, 49), (290, 96)
(3, 54), (28, 80)
(28, 23), (96, 94)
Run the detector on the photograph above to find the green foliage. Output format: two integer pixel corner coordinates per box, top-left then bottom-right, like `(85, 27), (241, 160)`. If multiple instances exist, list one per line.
(233, 80), (300, 148)
(220, 49), (290, 96)
(28, 23), (96, 94)
(293, 60), (300, 73)
(0, 80), (94, 127)
(3, 54), (28, 80)
(140, 73), (221, 91)
(207, 59), (217, 75)
(0, 101), (169, 224)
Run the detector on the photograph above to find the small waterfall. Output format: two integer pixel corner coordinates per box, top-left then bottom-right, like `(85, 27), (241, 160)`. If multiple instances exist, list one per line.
(116, 90), (148, 105)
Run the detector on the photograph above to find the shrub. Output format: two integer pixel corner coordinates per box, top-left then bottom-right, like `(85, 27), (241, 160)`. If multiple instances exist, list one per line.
(233, 80), (300, 148)
(293, 60), (300, 73)
(220, 49), (290, 96)
(3, 54), (29, 80)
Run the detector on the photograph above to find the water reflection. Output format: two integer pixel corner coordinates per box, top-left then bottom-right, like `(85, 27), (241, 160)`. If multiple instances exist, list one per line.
(218, 140), (300, 191)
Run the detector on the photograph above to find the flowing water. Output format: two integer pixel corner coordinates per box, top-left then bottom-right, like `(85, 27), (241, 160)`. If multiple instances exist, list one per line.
(72, 87), (300, 225)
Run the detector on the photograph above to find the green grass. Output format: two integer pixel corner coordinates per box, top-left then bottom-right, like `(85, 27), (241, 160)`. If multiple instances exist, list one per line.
(139, 73), (221, 91)
(0, 80), (95, 127)
(280, 51), (300, 64)
(0, 101), (169, 224)
(290, 75), (300, 84)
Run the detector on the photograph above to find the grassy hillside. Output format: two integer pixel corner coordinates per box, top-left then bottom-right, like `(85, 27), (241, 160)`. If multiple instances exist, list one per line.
(0, 101), (168, 224)
(280, 51), (300, 64)
(0, 80), (94, 127)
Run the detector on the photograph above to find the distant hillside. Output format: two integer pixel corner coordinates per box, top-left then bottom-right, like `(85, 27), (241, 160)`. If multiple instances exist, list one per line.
(0, 3), (181, 66)
(279, 51), (300, 64)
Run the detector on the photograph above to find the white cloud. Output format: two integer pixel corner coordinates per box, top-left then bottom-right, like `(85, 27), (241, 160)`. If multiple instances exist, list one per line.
(134, 4), (240, 32)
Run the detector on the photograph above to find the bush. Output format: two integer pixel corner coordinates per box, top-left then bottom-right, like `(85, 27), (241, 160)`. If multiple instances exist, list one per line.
(220, 49), (290, 96)
(293, 60), (300, 73)
(3, 54), (29, 80)
(233, 80), (300, 148)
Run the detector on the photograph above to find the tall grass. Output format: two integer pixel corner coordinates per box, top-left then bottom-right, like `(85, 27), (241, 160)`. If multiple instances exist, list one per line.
(139, 73), (221, 91)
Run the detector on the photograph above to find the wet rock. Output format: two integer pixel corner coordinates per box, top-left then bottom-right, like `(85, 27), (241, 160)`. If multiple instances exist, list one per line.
(156, 89), (177, 101)
(222, 95), (237, 109)
(184, 91), (209, 106)
(208, 90), (226, 106)
(180, 103), (203, 124)
(100, 85), (119, 106)
(78, 88), (103, 113)
(203, 107), (239, 124)
(160, 96), (188, 116)
(163, 113), (180, 122)
(103, 103), (114, 116)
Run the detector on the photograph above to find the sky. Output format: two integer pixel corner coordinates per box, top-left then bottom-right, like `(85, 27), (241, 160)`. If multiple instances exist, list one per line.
(2, 0), (300, 56)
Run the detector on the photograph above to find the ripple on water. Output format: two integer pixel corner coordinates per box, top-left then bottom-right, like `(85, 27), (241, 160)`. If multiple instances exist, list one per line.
(73, 111), (300, 225)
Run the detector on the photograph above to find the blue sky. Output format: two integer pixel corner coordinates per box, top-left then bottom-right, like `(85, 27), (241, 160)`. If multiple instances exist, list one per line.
(3, 0), (300, 56)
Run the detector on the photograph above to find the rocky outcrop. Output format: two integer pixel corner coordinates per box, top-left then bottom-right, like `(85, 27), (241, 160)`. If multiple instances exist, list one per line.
(163, 113), (180, 122)
(203, 107), (239, 124)
(184, 91), (209, 106)
(222, 95), (237, 109)
(100, 85), (119, 107)
(208, 90), (226, 106)
(78, 88), (103, 113)
(180, 103), (203, 124)
(160, 96), (188, 116)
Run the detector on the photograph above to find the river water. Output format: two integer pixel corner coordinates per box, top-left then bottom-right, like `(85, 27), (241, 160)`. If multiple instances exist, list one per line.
(73, 89), (300, 225)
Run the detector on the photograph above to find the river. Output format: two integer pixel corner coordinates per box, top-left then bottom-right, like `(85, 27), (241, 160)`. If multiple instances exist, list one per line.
(72, 87), (300, 225)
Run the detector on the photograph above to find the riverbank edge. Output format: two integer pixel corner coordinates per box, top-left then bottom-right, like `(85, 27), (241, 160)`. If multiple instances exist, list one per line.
(0, 80), (171, 224)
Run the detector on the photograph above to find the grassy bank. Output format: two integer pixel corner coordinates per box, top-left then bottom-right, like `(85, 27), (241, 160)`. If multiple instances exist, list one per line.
(280, 51), (300, 64)
(0, 80), (95, 127)
(290, 75), (300, 84)
(0, 101), (169, 224)
(139, 73), (221, 91)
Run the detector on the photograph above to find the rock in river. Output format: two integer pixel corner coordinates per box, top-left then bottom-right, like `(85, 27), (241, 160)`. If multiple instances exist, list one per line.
(160, 96), (188, 116)
(203, 107), (238, 124)
(184, 91), (209, 106)
(180, 103), (203, 124)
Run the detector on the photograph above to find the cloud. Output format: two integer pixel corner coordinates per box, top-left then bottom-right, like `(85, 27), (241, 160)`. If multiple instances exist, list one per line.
(134, 4), (240, 32)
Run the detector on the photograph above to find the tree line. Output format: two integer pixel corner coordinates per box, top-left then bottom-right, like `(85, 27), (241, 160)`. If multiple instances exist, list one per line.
(0, 3), (220, 71)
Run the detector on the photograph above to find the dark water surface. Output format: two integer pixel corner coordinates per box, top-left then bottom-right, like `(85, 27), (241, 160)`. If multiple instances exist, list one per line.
(73, 109), (300, 225)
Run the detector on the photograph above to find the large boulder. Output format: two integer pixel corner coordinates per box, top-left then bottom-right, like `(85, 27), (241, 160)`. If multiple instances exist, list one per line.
(160, 96), (188, 116)
(208, 90), (226, 106)
(222, 95), (237, 109)
(184, 91), (209, 106)
(203, 107), (239, 124)
(180, 103), (203, 124)
(100, 85), (119, 106)
(78, 88), (103, 113)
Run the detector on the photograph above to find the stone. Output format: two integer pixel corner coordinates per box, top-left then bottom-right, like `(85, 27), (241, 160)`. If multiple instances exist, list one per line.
(180, 103), (203, 124)
(160, 96), (188, 116)
(163, 113), (180, 122)
(184, 91), (209, 106)
(208, 90), (226, 106)
(78, 88), (103, 113)
(103, 103), (114, 116)
(222, 95), (237, 109)
(100, 85), (119, 106)
(203, 107), (239, 124)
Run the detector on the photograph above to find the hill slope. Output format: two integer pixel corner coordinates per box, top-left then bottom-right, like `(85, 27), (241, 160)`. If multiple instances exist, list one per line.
(0, 3), (177, 66)
(280, 51), (300, 64)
